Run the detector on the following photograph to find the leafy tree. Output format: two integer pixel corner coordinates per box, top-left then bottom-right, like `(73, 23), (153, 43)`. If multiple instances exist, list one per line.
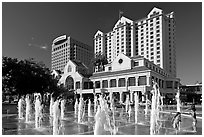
(91, 52), (108, 72)
(2, 56), (67, 101)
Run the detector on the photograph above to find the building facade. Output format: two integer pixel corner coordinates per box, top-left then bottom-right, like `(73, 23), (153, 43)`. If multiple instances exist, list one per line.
(58, 60), (93, 91)
(59, 53), (179, 103)
(179, 83), (202, 104)
(94, 7), (176, 77)
(51, 35), (94, 72)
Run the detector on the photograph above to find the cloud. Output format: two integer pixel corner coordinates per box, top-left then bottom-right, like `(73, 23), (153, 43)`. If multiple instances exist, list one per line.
(28, 43), (48, 50)
(40, 45), (48, 50)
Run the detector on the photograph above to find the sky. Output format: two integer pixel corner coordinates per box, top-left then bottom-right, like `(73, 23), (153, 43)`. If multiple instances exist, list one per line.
(2, 2), (202, 85)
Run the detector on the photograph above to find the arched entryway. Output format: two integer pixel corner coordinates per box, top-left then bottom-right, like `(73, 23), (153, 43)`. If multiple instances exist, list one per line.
(65, 76), (74, 90)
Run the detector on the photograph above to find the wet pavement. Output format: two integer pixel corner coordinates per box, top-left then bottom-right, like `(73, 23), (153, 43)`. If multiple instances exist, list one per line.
(2, 106), (202, 135)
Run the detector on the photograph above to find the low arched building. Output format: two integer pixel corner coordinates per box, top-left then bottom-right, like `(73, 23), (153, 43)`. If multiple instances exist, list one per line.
(58, 60), (93, 96)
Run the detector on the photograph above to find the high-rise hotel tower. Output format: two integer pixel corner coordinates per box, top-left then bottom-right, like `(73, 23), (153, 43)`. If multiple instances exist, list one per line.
(51, 35), (94, 73)
(94, 7), (176, 77)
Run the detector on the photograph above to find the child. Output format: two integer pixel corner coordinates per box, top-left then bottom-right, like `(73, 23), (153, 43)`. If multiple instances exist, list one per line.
(172, 112), (181, 131)
(190, 105), (197, 132)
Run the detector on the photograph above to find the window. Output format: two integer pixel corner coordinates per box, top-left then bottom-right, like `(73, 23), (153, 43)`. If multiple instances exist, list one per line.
(128, 77), (136, 86)
(134, 61), (139, 66)
(76, 81), (80, 89)
(118, 78), (126, 87)
(110, 79), (117, 87)
(166, 81), (173, 88)
(138, 76), (147, 86)
(67, 65), (72, 72)
(102, 80), (108, 88)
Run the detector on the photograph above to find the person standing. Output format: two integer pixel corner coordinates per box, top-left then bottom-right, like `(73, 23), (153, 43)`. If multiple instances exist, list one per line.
(190, 104), (197, 132)
(171, 112), (181, 133)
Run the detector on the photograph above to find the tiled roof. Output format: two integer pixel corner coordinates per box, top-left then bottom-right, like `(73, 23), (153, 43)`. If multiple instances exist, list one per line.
(72, 60), (92, 78)
(91, 66), (150, 78)
(130, 55), (144, 60)
(72, 60), (87, 68)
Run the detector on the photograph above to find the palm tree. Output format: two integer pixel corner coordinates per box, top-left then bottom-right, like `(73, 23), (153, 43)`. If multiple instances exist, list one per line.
(91, 52), (108, 72)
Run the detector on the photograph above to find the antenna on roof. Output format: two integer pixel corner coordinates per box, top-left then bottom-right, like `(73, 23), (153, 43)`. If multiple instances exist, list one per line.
(119, 10), (124, 20)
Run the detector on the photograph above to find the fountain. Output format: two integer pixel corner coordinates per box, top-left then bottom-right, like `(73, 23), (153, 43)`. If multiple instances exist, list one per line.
(176, 88), (181, 113)
(128, 98), (132, 117)
(78, 97), (85, 123)
(94, 104), (103, 135)
(94, 95), (98, 113)
(35, 95), (42, 128)
(125, 95), (130, 113)
(145, 94), (149, 115)
(74, 98), (78, 116)
(150, 81), (162, 135)
(25, 94), (31, 123)
(60, 98), (66, 120)
(3, 87), (202, 135)
(50, 93), (54, 117)
(94, 94), (117, 135)
(88, 99), (93, 117)
(53, 99), (61, 135)
(18, 96), (24, 119)
(135, 92), (139, 123)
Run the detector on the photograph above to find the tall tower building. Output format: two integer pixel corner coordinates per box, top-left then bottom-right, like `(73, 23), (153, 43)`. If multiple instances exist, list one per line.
(93, 7), (176, 77)
(51, 35), (94, 73)
(94, 17), (134, 63)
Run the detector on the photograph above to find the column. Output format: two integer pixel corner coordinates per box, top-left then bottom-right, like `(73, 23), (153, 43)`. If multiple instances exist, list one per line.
(100, 80), (102, 89)
(93, 80), (95, 95)
(109, 91), (112, 103)
(163, 80), (165, 89)
(126, 77), (128, 91)
(74, 80), (76, 90)
(146, 75), (150, 86)
(108, 79), (110, 88)
(80, 81), (83, 90)
(135, 76), (139, 86)
(142, 94), (145, 102)
(119, 91), (123, 103)
(130, 91), (133, 102)
(116, 78), (119, 87)
(172, 81), (175, 90)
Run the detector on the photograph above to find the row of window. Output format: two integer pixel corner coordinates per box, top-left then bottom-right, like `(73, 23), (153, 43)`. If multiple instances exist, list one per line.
(137, 21), (160, 29)
(94, 76), (147, 88)
(136, 16), (160, 26)
(145, 61), (169, 77)
(53, 43), (68, 51)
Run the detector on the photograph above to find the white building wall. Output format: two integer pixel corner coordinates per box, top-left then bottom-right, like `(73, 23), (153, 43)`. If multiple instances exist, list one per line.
(52, 35), (93, 72)
(93, 7), (177, 77)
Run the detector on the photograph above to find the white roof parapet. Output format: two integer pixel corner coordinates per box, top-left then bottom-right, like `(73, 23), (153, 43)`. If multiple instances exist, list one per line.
(53, 35), (67, 44)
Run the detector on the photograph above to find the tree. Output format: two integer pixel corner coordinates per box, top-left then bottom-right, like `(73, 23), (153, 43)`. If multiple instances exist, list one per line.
(2, 56), (65, 100)
(91, 52), (108, 72)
